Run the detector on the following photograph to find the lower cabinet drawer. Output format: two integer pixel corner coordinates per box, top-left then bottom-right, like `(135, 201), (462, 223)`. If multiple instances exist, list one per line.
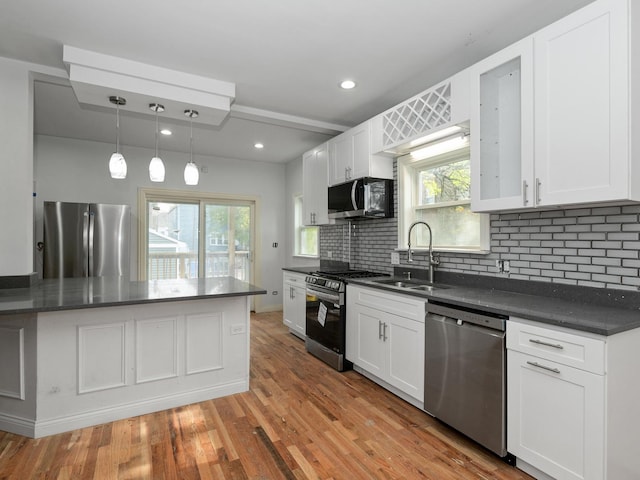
(507, 318), (605, 375)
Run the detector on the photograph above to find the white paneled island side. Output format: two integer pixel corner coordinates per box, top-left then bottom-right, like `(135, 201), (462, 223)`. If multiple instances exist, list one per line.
(0, 276), (266, 438)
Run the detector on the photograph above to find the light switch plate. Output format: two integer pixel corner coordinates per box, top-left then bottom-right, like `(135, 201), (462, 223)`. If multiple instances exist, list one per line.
(391, 252), (400, 265)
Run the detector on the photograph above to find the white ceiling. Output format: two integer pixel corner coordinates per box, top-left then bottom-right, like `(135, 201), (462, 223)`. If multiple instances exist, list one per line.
(1, 0), (594, 163)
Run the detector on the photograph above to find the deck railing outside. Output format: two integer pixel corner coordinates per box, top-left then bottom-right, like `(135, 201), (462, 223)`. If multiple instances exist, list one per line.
(148, 251), (250, 280)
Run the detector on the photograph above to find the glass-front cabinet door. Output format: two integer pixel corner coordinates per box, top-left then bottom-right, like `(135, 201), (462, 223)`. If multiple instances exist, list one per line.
(470, 37), (534, 212)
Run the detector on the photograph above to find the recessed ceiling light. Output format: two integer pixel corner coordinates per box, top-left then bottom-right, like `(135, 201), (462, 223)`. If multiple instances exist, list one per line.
(254, 143), (264, 149)
(340, 79), (356, 90)
(160, 129), (172, 136)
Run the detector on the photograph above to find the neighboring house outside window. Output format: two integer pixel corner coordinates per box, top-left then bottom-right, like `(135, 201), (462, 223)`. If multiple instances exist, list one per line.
(294, 195), (318, 257)
(397, 141), (489, 252)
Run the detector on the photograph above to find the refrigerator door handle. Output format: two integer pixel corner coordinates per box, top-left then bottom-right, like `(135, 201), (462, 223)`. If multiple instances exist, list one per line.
(82, 211), (90, 277)
(88, 211), (95, 277)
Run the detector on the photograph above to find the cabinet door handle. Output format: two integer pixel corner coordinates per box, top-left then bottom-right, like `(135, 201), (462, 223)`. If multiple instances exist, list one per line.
(382, 322), (388, 342)
(522, 180), (529, 206)
(527, 361), (560, 374)
(378, 320), (383, 340)
(291, 287), (295, 300)
(535, 178), (542, 205)
(529, 338), (564, 349)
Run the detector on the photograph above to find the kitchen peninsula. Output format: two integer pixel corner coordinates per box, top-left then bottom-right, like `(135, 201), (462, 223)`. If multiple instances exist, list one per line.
(0, 276), (266, 438)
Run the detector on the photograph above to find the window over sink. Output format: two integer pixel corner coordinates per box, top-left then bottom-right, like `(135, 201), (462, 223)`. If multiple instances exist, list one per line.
(398, 138), (489, 252)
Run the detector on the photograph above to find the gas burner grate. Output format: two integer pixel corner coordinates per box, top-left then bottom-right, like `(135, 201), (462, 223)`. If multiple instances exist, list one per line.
(314, 270), (387, 281)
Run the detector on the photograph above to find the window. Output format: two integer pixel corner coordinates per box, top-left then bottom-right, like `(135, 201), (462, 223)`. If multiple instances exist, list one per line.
(398, 139), (489, 252)
(294, 195), (318, 257)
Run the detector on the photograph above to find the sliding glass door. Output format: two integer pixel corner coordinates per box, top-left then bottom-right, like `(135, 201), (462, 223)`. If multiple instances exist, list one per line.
(147, 201), (199, 280)
(142, 191), (255, 286)
(204, 203), (252, 281)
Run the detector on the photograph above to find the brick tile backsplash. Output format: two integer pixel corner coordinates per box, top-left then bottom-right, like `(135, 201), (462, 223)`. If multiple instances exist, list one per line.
(319, 162), (640, 292)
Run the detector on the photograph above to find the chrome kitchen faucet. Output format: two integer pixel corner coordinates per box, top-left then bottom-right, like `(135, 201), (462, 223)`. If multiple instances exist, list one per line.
(407, 221), (440, 283)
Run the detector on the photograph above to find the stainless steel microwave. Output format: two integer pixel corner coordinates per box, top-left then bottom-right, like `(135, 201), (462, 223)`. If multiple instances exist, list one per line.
(328, 177), (393, 220)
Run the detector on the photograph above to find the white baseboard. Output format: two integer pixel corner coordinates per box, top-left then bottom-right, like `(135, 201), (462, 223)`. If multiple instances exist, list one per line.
(0, 412), (36, 438)
(515, 458), (555, 480)
(352, 364), (423, 410)
(2, 380), (248, 439)
(254, 305), (283, 313)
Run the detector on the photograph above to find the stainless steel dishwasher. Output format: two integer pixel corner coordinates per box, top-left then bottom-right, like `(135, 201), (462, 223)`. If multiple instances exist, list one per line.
(424, 301), (508, 458)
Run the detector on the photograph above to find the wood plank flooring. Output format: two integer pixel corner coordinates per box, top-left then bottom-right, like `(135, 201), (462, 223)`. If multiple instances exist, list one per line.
(0, 311), (533, 479)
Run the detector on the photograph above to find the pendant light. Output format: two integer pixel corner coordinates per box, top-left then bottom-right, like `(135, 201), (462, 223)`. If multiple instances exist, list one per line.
(149, 103), (165, 182)
(108, 96), (127, 179)
(183, 109), (199, 186)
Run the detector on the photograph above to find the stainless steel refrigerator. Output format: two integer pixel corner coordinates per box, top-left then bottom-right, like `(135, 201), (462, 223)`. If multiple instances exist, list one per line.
(43, 201), (131, 279)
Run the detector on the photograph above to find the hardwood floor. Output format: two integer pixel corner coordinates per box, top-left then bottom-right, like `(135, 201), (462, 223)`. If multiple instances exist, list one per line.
(0, 311), (533, 479)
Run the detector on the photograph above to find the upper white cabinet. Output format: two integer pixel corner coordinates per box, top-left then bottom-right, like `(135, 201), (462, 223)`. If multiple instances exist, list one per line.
(370, 69), (471, 156)
(328, 121), (393, 186)
(470, 38), (534, 211)
(302, 143), (330, 225)
(471, 0), (635, 212)
(533, 0), (628, 206)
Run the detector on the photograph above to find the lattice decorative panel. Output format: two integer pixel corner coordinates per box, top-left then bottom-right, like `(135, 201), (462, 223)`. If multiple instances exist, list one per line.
(382, 83), (452, 148)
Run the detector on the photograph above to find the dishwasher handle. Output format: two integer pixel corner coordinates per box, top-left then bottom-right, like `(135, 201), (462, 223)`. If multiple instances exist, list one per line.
(426, 301), (506, 332)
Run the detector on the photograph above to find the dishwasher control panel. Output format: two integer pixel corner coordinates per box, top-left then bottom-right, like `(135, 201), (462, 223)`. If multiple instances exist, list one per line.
(426, 301), (507, 331)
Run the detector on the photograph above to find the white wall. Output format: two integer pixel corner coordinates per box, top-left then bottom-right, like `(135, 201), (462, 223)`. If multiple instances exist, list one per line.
(0, 58), (34, 276)
(284, 156), (319, 269)
(34, 134), (286, 312)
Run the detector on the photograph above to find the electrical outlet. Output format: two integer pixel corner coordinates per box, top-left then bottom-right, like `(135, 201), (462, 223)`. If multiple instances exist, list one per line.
(230, 324), (246, 335)
(327, 251), (333, 258)
(391, 252), (400, 265)
(495, 259), (511, 273)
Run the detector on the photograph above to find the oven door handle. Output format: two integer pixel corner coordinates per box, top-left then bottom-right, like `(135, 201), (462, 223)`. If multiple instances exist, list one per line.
(306, 287), (341, 305)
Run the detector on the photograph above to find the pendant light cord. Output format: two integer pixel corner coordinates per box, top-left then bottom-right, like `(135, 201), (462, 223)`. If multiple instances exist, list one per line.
(154, 108), (159, 157)
(189, 115), (193, 163)
(115, 102), (120, 152)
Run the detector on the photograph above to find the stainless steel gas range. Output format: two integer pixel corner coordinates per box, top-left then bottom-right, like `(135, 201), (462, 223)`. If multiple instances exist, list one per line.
(304, 270), (386, 371)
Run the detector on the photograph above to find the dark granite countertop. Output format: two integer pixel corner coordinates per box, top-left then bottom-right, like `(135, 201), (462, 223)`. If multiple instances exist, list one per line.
(282, 266), (318, 275)
(0, 276), (266, 316)
(349, 276), (640, 336)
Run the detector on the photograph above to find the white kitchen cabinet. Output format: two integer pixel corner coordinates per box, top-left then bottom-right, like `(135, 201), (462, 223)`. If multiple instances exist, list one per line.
(302, 143), (330, 225)
(346, 285), (424, 406)
(507, 318), (640, 480)
(283, 271), (306, 338)
(471, 0), (637, 212)
(470, 38), (534, 211)
(370, 68), (471, 155)
(328, 121), (393, 186)
(533, 0), (628, 206)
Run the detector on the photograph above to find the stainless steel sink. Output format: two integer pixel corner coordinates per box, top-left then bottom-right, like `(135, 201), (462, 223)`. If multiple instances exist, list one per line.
(372, 279), (419, 288)
(370, 278), (449, 291)
(409, 284), (449, 292)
